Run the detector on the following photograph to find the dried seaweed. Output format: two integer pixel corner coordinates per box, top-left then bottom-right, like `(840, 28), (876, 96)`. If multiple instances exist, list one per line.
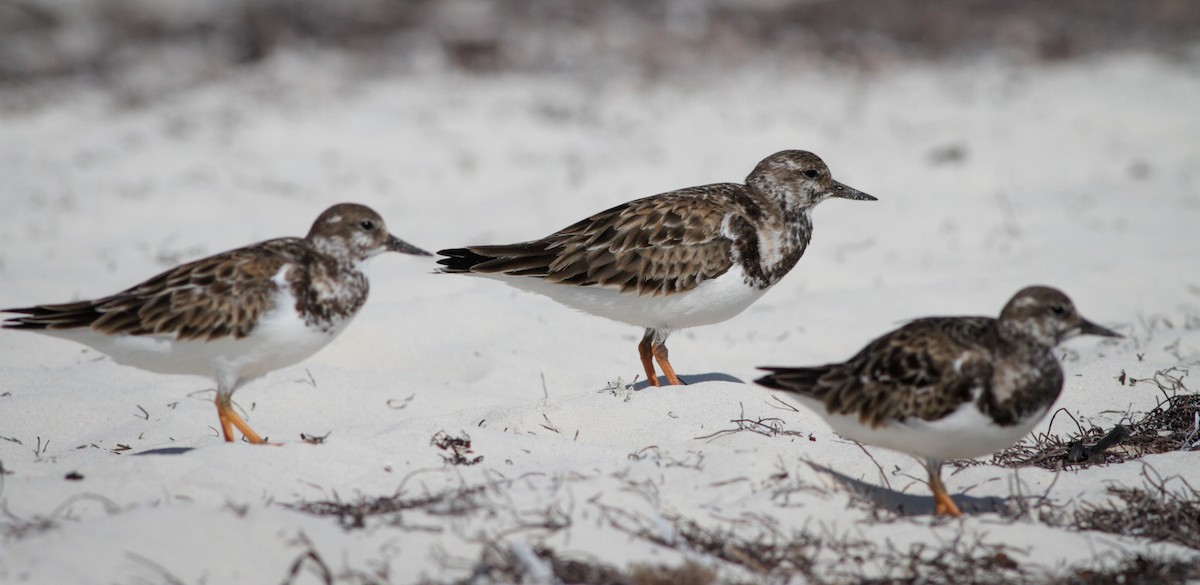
(980, 369), (1198, 470)
(1067, 467), (1200, 551)
(288, 485), (486, 530)
(300, 474), (1200, 584)
(634, 516), (821, 577)
(849, 539), (1024, 585)
(1047, 554), (1200, 585)
(414, 538), (1200, 585)
(591, 499), (1026, 584)
(1, 507), (58, 541)
(426, 544), (720, 585)
(1, 494), (121, 541)
(694, 402), (816, 442)
(431, 431), (483, 466)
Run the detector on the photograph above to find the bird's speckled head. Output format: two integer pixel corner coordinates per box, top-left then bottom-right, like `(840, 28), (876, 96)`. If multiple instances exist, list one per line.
(745, 150), (876, 211)
(998, 285), (1121, 347)
(306, 203), (431, 262)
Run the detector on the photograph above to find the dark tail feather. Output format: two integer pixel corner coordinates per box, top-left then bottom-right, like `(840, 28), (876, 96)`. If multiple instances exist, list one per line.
(754, 366), (830, 396)
(436, 248), (495, 273)
(436, 243), (556, 276)
(2, 301), (102, 330)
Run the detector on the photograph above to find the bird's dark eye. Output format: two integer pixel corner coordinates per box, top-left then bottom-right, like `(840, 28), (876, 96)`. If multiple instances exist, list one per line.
(803, 169), (819, 179)
(1049, 304), (1066, 315)
(359, 220), (376, 231)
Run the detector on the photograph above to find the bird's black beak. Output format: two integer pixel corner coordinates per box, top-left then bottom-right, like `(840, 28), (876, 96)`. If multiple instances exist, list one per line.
(385, 234), (433, 256)
(1078, 318), (1122, 338)
(830, 180), (877, 201)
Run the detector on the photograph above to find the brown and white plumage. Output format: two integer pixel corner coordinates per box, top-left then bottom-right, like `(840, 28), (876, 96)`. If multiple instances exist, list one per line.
(757, 286), (1122, 516)
(3, 203), (431, 444)
(443, 184), (738, 296)
(439, 150), (875, 386)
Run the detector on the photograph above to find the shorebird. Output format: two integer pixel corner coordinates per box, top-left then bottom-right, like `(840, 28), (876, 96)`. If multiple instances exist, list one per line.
(756, 286), (1121, 516)
(3, 203), (430, 444)
(437, 150), (875, 385)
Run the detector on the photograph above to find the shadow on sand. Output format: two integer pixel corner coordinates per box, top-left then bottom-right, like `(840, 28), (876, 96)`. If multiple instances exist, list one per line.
(135, 447), (196, 456)
(633, 371), (744, 390)
(807, 461), (1010, 518)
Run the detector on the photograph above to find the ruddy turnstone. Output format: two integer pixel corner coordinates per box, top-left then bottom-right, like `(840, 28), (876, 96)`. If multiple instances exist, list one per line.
(756, 286), (1121, 517)
(2, 203), (430, 444)
(437, 150), (874, 385)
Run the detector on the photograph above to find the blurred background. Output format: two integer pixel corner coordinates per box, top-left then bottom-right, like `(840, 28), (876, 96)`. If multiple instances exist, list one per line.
(2, 0), (1198, 98)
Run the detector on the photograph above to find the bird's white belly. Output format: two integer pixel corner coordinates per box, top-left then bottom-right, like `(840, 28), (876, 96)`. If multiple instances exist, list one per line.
(787, 393), (1050, 462)
(38, 299), (349, 385)
(782, 390), (1046, 462)
(484, 264), (767, 330)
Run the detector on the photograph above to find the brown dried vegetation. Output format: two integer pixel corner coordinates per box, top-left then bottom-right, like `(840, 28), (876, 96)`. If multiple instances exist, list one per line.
(983, 369), (1198, 470)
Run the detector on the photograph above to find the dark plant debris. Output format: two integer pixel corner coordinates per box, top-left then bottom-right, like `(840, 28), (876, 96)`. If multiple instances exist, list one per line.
(418, 516), (1037, 584)
(695, 417), (815, 442)
(425, 544), (720, 585)
(1046, 554), (1200, 585)
(695, 402), (815, 442)
(281, 550), (333, 585)
(1066, 467), (1200, 551)
(300, 432), (330, 445)
(591, 498), (1025, 584)
(288, 472), (1200, 584)
(973, 369), (1198, 471)
(1, 508), (58, 541)
(1, 494), (121, 541)
(414, 537), (1200, 585)
(289, 485), (486, 530)
(431, 431), (483, 466)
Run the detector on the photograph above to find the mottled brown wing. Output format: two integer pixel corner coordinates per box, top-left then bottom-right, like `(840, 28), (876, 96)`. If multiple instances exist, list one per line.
(3, 239), (302, 341)
(439, 187), (738, 296)
(764, 318), (997, 428)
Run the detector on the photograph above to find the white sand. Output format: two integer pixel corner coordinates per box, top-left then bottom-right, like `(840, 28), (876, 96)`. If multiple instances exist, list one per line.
(1, 52), (1199, 583)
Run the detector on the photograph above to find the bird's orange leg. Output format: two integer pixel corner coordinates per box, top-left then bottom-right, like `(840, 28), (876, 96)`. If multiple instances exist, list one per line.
(927, 461), (962, 517)
(638, 333), (660, 387)
(216, 403), (236, 442)
(214, 394), (266, 444)
(650, 339), (685, 386)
